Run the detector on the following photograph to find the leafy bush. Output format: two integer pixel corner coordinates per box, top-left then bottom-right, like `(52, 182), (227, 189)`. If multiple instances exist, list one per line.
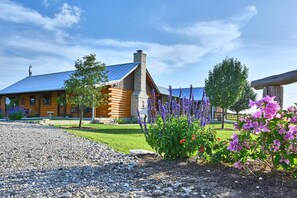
(8, 106), (25, 120)
(115, 117), (138, 124)
(0, 110), (3, 118)
(138, 86), (213, 159)
(227, 96), (297, 176)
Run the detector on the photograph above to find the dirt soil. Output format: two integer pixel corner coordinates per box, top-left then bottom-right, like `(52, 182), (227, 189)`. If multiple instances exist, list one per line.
(133, 154), (297, 197)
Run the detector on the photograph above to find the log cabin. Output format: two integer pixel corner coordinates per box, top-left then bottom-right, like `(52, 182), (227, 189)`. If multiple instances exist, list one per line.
(0, 50), (208, 119)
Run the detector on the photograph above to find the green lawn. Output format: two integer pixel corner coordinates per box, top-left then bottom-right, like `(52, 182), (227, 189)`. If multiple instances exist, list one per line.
(63, 124), (154, 154)
(59, 122), (237, 154)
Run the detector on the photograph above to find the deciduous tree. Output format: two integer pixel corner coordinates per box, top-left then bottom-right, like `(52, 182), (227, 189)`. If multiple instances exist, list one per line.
(64, 54), (108, 128)
(229, 81), (257, 122)
(205, 57), (248, 129)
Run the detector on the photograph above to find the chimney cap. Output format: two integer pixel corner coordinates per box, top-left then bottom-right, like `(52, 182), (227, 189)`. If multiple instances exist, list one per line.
(136, 50), (143, 53)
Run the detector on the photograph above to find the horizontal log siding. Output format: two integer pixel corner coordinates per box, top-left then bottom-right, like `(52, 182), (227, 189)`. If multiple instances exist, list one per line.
(39, 92), (58, 117)
(108, 88), (132, 118)
(0, 97), (5, 113)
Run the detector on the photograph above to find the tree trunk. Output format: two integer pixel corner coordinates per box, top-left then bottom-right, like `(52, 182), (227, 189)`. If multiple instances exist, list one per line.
(236, 111), (239, 123)
(221, 107), (225, 129)
(79, 104), (84, 128)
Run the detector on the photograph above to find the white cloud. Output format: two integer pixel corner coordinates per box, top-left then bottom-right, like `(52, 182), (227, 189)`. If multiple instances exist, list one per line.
(43, 0), (59, 8)
(163, 6), (257, 53)
(0, 0), (81, 31)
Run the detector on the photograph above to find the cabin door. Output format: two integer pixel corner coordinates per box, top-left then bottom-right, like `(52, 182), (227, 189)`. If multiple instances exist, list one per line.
(57, 94), (66, 117)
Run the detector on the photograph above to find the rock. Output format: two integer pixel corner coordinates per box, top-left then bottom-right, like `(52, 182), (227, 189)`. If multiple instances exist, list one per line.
(129, 149), (156, 156)
(163, 187), (174, 193)
(58, 192), (72, 198)
(153, 190), (164, 195)
(182, 187), (193, 195)
(171, 182), (183, 188)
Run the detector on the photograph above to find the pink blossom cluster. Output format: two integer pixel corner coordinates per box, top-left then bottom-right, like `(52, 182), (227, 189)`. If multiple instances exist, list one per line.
(249, 95), (280, 120)
(227, 133), (242, 152)
(230, 96), (297, 170)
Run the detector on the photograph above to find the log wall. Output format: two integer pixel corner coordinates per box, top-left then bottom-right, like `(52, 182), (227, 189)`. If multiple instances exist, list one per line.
(0, 97), (5, 113)
(108, 87), (132, 118)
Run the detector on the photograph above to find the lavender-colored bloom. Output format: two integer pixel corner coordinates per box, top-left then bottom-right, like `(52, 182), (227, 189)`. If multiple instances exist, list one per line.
(274, 139), (281, 147)
(252, 110), (262, 119)
(158, 99), (162, 113)
(279, 127), (287, 135)
(7, 106), (25, 115)
(233, 161), (243, 169)
(272, 139), (281, 152)
(285, 131), (294, 140)
(143, 114), (148, 134)
(288, 106), (297, 113)
(168, 85), (172, 113)
(256, 123), (270, 133)
(200, 117), (207, 127)
(161, 105), (167, 126)
(228, 133), (242, 152)
(290, 117), (297, 123)
(137, 110), (143, 130)
(189, 85), (193, 102)
(280, 157), (290, 165)
(188, 115), (193, 126)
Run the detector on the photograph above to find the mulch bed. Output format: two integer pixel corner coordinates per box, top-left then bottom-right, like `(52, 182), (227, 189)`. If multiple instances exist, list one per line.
(134, 154), (297, 197)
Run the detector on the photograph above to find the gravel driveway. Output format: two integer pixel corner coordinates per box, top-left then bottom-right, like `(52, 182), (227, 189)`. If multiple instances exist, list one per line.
(0, 122), (136, 197)
(1, 122), (297, 198)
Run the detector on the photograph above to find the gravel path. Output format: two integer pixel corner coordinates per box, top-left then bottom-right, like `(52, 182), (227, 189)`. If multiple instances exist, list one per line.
(0, 122), (136, 197)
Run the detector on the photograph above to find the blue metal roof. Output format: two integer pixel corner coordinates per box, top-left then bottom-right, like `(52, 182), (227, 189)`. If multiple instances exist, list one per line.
(157, 86), (205, 101)
(0, 62), (139, 95)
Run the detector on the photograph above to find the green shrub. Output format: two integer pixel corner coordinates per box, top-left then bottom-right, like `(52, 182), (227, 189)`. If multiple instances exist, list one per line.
(146, 115), (216, 159)
(0, 110), (3, 119)
(139, 86), (212, 159)
(8, 106), (25, 120)
(115, 117), (138, 124)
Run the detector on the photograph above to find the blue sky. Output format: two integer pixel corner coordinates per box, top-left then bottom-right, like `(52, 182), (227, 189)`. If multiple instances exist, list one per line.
(0, 0), (296, 108)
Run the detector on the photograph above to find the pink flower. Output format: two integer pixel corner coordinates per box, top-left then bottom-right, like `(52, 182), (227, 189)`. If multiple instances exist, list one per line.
(263, 101), (280, 119)
(290, 117), (297, 123)
(279, 127), (287, 135)
(273, 139), (280, 147)
(255, 123), (270, 133)
(272, 139), (280, 152)
(285, 131), (294, 140)
(233, 161), (244, 169)
(227, 133), (242, 152)
(252, 110), (262, 119)
(234, 122), (240, 130)
(249, 100), (256, 107)
(288, 106), (296, 113)
(280, 157), (290, 165)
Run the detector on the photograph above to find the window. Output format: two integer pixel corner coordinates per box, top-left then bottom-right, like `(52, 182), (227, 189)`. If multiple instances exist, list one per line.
(43, 94), (51, 105)
(30, 96), (35, 105)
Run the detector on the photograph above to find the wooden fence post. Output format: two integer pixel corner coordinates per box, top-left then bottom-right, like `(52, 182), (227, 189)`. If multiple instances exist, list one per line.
(251, 69), (297, 109)
(263, 86), (283, 109)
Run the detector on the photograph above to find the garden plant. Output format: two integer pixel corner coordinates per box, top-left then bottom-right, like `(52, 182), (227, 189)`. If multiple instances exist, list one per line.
(138, 86), (216, 160)
(226, 96), (297, 176)
(7, 106), (25, 120)
(139, 87), (297, 177)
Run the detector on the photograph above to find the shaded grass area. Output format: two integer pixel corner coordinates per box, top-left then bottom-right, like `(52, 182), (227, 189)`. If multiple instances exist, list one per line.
(58, 122), (237, 154)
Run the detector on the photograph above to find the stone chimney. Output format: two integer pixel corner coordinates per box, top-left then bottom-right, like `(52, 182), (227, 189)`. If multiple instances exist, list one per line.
(131, 50), (148, 118)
